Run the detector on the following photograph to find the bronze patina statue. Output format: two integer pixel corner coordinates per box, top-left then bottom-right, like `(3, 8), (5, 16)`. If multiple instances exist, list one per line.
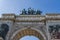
(21, 9), (27, 15)
(28, 8), (35, 15)
(20, 8), (42, 15)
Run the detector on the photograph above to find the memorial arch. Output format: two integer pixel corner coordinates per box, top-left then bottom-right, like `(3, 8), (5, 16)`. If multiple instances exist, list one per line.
(11, 28), (46, 40)
(1, 13), (60, 40)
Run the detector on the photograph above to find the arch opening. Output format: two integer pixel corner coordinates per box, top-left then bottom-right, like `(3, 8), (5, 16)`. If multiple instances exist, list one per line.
(20, 35), (39, 40)
(11, 28), (45, 40)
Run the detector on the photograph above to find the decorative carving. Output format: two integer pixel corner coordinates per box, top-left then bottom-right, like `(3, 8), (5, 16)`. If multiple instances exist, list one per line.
(49, 25), (60, 39)
(0, 24), (9, 40)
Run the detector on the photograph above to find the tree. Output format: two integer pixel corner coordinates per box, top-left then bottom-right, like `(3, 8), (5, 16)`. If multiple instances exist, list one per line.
(55, 25), (60, 32)
(49, 26), (54, 33)
(0, 24), (9, 40)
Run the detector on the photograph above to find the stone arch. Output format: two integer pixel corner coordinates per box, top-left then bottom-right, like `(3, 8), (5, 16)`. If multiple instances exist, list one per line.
(11, 28), (46, 40)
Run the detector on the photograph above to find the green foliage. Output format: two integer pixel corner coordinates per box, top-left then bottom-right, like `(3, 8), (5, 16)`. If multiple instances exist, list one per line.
(0, 24), (9, 40)
(49, 25), (60, 33)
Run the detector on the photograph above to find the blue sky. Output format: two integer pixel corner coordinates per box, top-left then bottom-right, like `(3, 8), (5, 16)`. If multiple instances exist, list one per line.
(0, 0), (60, 15)
(20, 36), (39, 40)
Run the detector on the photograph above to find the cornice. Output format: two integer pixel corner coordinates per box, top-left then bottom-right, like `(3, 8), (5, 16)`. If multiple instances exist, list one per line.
(1, 14), (60, 22)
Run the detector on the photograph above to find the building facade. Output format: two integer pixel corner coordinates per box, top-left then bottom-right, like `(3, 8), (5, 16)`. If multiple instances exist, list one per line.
(0, 13), (60, 40)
